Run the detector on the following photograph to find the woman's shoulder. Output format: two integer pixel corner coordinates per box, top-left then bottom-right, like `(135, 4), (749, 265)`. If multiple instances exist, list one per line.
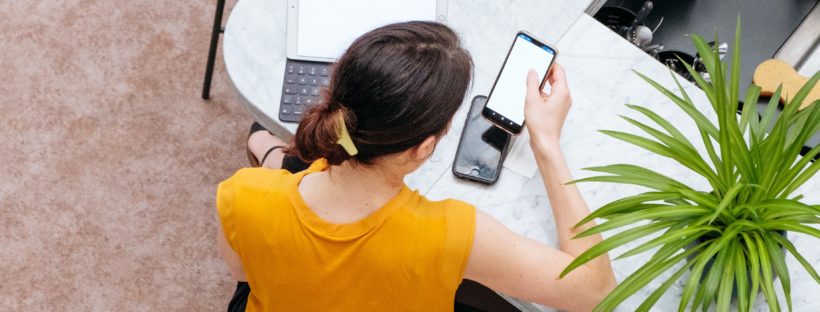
(408, 193), (476, 219)
(216, 168), (295, 222)
(222, 167), (293, 189)
(217, 168), (294, 203)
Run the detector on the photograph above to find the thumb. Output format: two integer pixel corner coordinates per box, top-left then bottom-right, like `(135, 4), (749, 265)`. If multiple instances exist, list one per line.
(525, 69), (542, 103)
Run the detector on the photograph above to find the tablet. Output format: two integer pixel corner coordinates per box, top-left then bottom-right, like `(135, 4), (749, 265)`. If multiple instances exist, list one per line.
(286, 0), (448, 63)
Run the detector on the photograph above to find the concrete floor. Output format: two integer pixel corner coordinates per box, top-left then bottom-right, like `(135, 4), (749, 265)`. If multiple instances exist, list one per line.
(1, 1), (252, 310)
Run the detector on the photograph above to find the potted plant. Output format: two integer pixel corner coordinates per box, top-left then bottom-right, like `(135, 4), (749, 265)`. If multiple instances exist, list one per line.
(560, 20), (820, 312)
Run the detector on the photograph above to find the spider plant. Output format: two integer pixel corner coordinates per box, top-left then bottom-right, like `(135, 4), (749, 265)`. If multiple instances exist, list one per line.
(560, 19), (820, 312)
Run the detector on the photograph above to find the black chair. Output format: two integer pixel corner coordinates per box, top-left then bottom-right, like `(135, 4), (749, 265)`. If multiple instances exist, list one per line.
(202, 0), (228, 100)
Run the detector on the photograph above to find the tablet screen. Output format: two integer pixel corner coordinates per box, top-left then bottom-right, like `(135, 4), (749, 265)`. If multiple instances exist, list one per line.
(297, 0), (438, 60)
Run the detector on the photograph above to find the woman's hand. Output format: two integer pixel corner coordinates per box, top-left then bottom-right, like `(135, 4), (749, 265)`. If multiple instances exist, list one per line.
(524, 63), (572, 152)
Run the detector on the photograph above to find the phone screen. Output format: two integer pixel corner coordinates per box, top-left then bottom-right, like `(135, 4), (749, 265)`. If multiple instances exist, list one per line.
(453, 95), (511, 184)
(483, 32), (556, 133)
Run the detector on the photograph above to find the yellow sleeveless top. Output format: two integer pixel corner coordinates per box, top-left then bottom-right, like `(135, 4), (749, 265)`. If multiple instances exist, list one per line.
(216, 160), (476, 311)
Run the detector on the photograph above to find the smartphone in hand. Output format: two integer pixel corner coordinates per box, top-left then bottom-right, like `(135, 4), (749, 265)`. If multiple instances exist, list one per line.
(482, 31), (557, 134)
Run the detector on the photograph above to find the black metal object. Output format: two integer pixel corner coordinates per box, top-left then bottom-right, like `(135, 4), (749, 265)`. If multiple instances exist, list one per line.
(202, 0), (227, 100)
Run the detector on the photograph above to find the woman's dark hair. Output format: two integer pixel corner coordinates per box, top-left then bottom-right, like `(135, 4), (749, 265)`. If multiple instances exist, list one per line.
(292, 21), (473, 165)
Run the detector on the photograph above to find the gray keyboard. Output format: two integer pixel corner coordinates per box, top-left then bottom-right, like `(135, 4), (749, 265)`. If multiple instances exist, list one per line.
(278, 59), (332, 123)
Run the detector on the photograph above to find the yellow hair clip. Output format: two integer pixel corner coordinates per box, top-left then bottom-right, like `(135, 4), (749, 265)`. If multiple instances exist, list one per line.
(336, 113), (358, 156)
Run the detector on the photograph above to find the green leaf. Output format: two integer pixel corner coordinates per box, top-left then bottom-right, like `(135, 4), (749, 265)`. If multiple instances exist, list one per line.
(757, 85), (783, 138)
(772, 144), (820, 198)
(699, 129), (724, 188)
(762, 232), (792, 311)
(675, 55), (717, 111)
(781, 155), (820, 196)
(761, 220), (820, 239)
(787, 70), (820, 112)
(754, 199), (820, 220)
(769, 233), (820, 284)
(739, 85), (761, 134)
(647, 224), (700, 262)
(741, 233), (761, 308)
(619, 115), (721, 187)
(636, 259), (696, 312)
(676, 188), (720, 210)
(595, 240), (709, 312)
(678, 223), (743, 312)
(599, 130), (675, 158)
(574, 206), (711, 239)
(571, 174), (675, 193)
(734, 242), (750, 312)
(615, 225), (719, 260)
(575, 192), (682, 227)
(560, 221), (675, 278)
(634, 71), (719, 137)
(753, 232), (781, 312)
(625, 104), (694, 146)
(716, 238), (737, 312)
(693, 240), (731, 311)
(729, 16), (742, 119)
(690, 35), (717, 92)
(708, 183), (748, 224)
(584, 164), (692, 191)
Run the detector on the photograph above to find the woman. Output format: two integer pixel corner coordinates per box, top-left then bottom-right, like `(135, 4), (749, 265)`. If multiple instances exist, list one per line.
(217, 21), (615, 311)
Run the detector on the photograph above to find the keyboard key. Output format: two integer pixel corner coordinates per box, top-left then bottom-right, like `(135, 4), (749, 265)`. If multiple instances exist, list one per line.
(287, 65), (295, 74)
(309, 78), (319, 86)
(286, 77), (296, 84)
(321, 78), (330, 86)
(295, 96), (304, 105)
(306, 98), (315, 105)
(284, 87), (296, 94)
(299, 88), (309, 95)
(283, 95), (293, 104)
(281, 105), (291, 115)
(294, 105), (303, 115)
(298, 77), (307, 85)
(310, 88), (320, 96)
(319, 68), (329, 76)
(297, 66), (306, 75)
(308, 67), (317, 75)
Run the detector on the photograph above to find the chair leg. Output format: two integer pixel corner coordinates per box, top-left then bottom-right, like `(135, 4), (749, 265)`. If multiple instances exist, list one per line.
(202, 0), (227, 100)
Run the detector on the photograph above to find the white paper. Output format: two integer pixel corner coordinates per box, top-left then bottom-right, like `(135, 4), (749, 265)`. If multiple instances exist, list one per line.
(297, 0), (438, 59)
(503, 128), (538, 179)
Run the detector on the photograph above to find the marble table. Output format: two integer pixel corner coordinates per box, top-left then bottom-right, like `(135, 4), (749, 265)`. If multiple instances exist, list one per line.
(223, 0), (820, 311)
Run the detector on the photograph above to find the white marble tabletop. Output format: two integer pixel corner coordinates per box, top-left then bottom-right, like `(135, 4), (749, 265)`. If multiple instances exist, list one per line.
(223, 1), (820, 311)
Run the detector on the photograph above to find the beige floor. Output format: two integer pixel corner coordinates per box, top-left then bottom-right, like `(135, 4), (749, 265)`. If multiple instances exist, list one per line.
(1, 1), (253, 310)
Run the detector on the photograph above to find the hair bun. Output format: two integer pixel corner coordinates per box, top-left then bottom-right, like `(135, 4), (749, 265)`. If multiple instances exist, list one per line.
(290, 101), (355, 165)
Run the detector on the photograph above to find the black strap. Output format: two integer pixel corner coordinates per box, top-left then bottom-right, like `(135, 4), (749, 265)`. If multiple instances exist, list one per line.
(226, 281), (250, 312)
(260, 146), (286, 167)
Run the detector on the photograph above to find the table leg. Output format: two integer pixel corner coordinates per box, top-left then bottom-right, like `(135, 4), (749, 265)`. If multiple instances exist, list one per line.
(202, 0), (227, 100)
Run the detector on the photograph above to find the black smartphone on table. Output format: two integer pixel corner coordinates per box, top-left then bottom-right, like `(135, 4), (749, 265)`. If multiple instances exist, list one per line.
(452, 95), (511, 184)
(482, 31), (558, 134)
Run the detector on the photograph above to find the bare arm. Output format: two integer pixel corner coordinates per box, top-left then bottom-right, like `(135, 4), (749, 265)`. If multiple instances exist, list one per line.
(532, 142), (613, 281)
(217, 225), (247, 282)
(464, 64), (615, 311)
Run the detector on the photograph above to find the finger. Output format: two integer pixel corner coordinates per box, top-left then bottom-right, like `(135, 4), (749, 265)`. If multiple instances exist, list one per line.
(548, 63), (569, 97)
(525, 69), (542, 104)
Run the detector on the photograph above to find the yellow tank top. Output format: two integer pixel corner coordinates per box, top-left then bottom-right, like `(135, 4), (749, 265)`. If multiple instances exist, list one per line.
(216, 159), (476, 311)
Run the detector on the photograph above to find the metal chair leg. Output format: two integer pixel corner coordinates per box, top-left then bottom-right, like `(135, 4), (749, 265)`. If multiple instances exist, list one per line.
(202, 0), (227, 100)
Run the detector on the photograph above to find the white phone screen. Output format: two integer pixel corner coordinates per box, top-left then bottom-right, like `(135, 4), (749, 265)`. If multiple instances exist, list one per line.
(485, 34), (555, 126)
